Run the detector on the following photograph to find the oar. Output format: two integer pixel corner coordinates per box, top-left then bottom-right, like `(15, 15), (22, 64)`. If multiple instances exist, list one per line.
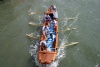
(29, 12), (43, 15)
(26, 34), (40, 39)
(51, 42), (79, 50)
(58, 28), (76, 32)
(29, 22), (76, 31)
(29, 11), (75, 20)
(60, 18), (75, 20)
(29, 22), (43, 26)
(66, 28), (76, 31)
(59, 42), (79, 48)
(68, 18), (75, 20)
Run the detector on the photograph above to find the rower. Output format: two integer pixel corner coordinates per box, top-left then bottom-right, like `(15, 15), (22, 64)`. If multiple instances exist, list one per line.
(40, 40), (46, 46)
(50, 5), (58, 20)
(46, 33), (56, 51)
(40, 40), (47, 50)
(46, 35), (53, 51)
(50, 19), (57, 28)
(50, 5), (56, 11)
(42, 24), (50, 39)
(45, 6), (54, 20)
(44, 13), (51, 22)
(50, 33), (56, 42)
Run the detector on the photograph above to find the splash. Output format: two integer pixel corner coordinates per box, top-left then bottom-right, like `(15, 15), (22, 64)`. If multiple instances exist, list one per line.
(29, 41), (40, 66)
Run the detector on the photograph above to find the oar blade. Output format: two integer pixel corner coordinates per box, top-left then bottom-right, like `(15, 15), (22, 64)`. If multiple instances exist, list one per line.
(26, 34), (39, 39)
(29, 12), (43, 15)
(59, 28), (76, 32)
(29, 22), (43, 26)
(60, 18), (75, 20)
(68, 18), (75, 20)
(59, 42), (79, 48)
(29, 12), (35, 15)
(67, 28), (76, 31)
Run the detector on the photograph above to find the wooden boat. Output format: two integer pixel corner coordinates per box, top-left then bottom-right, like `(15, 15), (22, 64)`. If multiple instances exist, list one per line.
(38, 6), (58, 64)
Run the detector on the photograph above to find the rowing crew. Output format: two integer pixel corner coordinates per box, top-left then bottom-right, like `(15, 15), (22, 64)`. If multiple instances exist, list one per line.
(42, 19), (57, 39)
(40, 33), (56, 51)
(40, 5), (58, 51)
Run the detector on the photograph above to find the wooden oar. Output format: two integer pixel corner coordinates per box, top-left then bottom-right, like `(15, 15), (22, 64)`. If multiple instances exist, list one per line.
(26, 34), (40, 39)
(29, 11), (75, 21)
(29, 22), (76, 31)
(29, 11), (75, 20)
(58, 28), (76, 32)
(51, 42), (79, 50)
(29, 12), (43, 15)
(66, 28), (76, 31)
(59, 42), (79, 48)
(68, 18), (75, 20)
(29, 22), (43, 26)
(60, 18), (75, 20)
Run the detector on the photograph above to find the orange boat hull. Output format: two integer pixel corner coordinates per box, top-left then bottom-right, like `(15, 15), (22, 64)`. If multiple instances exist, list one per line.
(38, 51), (57, 64)
(38, 6), (58, 64)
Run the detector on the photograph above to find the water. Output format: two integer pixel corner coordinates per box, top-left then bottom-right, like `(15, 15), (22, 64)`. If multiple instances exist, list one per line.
(0, 0), (100, 67)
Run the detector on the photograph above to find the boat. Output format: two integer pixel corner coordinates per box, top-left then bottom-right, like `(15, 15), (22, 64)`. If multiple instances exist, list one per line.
(38, 5), (58, 64)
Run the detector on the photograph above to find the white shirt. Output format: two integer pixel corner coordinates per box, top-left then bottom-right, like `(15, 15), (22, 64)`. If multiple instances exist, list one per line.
(53, 10), (58, 18)
(40, 40), (46, 46)
(42, 26), (49, 31)
(53, 20), (57, 26)
(45, 15), (50, 18)
(54, 20), (57, 24)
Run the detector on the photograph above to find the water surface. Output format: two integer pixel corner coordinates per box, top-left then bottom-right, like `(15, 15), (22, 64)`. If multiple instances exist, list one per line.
(0, 0), (100, 67)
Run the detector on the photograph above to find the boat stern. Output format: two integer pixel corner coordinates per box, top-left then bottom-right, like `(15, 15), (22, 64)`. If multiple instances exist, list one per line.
(38, 51), (57, 64)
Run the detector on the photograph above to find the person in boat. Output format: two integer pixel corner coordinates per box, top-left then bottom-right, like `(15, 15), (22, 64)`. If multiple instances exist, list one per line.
(44, 12), (51, 22)
(42, 24), (50, 39)
(50, 5), (56, 11)
(45, 5), (56, 20)
(50, 19), (57, 28)
(44, 12), (51, 27)
(46, 33), (53, 51)
(46, 33), (56, 51)
(50, 33), (56, 42)
(40, 40), (47, 50)
(50, 5), (58, 20)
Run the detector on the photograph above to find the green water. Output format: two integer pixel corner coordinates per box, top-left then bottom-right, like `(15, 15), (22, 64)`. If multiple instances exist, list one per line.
(0, 0), (100, 67)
